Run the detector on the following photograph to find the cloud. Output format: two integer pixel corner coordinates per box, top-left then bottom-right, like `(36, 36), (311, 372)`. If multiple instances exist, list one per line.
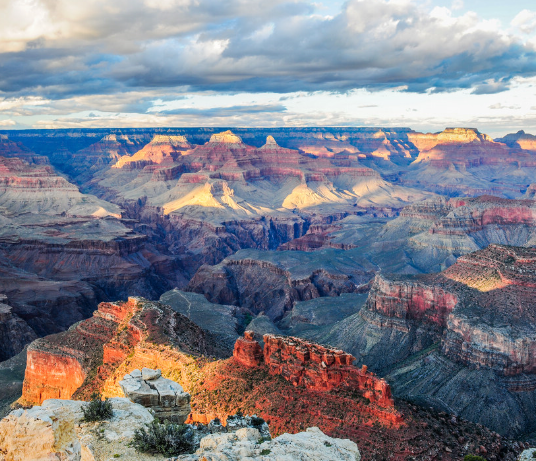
(489, 103), (521, 110)
(511, 10), (536, 34)
(0, 119), (16, 126)
(0, 0), (535, 109)
(158, 104), (287, 116)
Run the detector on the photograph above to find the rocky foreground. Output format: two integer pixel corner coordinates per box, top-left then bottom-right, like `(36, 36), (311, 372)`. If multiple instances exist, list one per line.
(13, 297), (524, 460)
(0, 393), (360, 461)
(307, 244), (536, 438)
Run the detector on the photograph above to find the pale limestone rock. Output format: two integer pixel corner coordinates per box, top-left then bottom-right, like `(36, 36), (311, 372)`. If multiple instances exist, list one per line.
(519, 449), (536, 460)
(0, 398), (154, 461)
(119, 368), (191, 423)
(175, 426), (360, 461)
(142, 367), (161, 380)
(209, 130), (243, 144)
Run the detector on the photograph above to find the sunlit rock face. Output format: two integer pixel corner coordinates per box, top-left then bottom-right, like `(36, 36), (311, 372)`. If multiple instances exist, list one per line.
(399, 128), (536, 198)
(376, 195), (536, 273)
(362, 244), (536, 376)
(113, 134), (191, 169)
(15, 298), (523, 459)
(119, 367), (191, 424)
(496, 130), (536, 151)
(0, 156), (177, 356)
(311, 244), (536, 437)
(0, 155), (181, 352)
(208, 130), (244, 144)
(19, 297), (222, 406)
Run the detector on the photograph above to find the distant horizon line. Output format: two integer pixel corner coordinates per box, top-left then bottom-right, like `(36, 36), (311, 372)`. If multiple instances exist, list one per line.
(0, 126), (528, 138)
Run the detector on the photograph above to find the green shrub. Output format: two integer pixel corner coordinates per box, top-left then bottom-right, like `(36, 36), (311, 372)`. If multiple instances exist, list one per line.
(130, 419), (195, 456)
(464, 455), (487, 461)
(81, 393), (113, 422)
(260, 449), (271, 455)
(250, 416), (266, 428)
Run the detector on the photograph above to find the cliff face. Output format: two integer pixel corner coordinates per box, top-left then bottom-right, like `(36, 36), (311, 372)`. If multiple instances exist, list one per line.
(113, 134), (191, 169)
(85, 131), (432, 280)
(315, 244), (536, 437)
(186, 252), (373, 320)
(17, 314), (523, 460)
(0, 299), (37, 361)
(262, 334), (395, 409)
(19, 297), (222, 406)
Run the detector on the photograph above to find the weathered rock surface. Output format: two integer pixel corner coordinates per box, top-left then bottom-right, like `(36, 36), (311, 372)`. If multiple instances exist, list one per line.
(0, 397), (156, 461)
(233, 331), (264, 367)
(14, 298), (524, 460)
(20, 297), (224, 406)
(400, 128), (536, 198)
(86, 130), (432, 280)
(314, 244), (536, 437)
(119, 367), (191, 423)
(174, 426), (360, 461)
(114, 134), (191, 169)
(234, 332), (396, 413)
(186, 249), (374, 320)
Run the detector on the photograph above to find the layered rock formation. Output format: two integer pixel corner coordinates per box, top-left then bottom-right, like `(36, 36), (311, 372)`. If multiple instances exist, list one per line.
(186, 249), (374, 320)
(119, 368), (191, 423)
(20, 297), (224, 406)
(82, 130), (433, 280)
(400, 128), (536, 198)
(234, 332), (395, 411)
(15, 295), (525, 460)
(374, 195), (536, 273)
(496, 130), (536, 151)
(0, 153), (189, 357)
(113, 134), (191, 169)
(314, 244), (536, 437)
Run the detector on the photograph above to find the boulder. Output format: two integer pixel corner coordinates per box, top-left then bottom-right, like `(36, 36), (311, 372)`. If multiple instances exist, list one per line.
(173, 426), (360, 461)
(119, 368), (191, 423)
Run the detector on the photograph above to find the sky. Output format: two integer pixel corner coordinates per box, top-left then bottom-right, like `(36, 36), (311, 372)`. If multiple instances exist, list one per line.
(1, 0), (536, 136)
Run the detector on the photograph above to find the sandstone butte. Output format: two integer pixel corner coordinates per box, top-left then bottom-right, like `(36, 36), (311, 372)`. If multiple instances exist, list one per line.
(18, 297), (522, 460)
(365, 244), (536, 376)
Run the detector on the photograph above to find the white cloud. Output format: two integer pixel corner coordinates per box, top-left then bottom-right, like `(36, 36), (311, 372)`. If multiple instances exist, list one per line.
(511, 9), (536, 35)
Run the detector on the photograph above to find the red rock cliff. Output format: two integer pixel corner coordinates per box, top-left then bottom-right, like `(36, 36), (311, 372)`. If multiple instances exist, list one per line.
(234, 331), (396, 412)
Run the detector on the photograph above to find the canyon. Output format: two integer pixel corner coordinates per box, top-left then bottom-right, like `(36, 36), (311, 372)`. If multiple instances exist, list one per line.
(14, 298), (522, 460)
(1, 125), (536, 457)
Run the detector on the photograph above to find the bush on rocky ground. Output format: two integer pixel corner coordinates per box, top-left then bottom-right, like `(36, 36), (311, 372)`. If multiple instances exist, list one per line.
(81, 393), (113, 422)
(131, 419), (196, 456)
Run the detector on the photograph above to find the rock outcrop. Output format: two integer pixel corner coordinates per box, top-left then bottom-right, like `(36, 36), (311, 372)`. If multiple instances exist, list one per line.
(401, 128), (536, 198)
(0, 398), (155, 461)
(89, 130), (431, 281)
(234, 332), (395, 412)
(113, 134), (191, 169)
(186, 249), (374, 320)
(20, 297), (224, 406)
(174, 426), (360, 461)
(119, 368), (191, 423)
(14, 296), (524, 459)
(316, 244), (536, 437)
(233, 331), (264, 367)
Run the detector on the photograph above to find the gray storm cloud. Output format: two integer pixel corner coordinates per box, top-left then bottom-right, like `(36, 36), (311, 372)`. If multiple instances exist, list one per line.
(0, 0), (535, 110)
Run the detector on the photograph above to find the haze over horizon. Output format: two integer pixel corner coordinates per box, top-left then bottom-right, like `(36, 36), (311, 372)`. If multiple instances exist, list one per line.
(1, 0), (536, 136)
